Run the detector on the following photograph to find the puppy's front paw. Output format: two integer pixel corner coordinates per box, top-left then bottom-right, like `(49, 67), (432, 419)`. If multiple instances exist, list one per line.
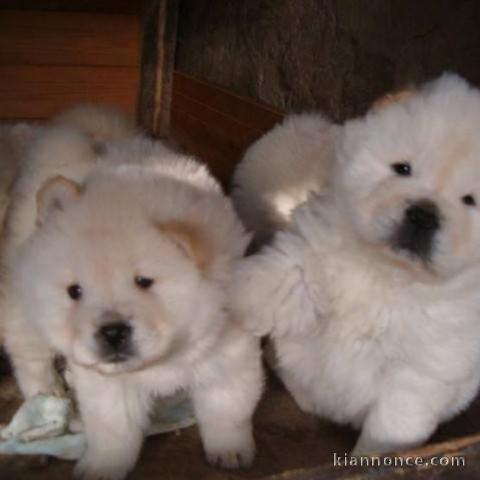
(203, 424), (255, 469)
(74, 452), (132, 480)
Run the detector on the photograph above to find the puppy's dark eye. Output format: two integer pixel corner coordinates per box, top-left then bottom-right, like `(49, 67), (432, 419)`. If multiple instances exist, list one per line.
(462, 194), (476, 207)
(135, 276), (154, 290)
(391, 162), (412, 176)
(67, 284), (82, 301)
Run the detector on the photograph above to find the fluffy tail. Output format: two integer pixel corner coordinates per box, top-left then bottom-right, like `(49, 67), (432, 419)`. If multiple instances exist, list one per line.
(53, 104), (138, 144)
(231, 113), (336, 248)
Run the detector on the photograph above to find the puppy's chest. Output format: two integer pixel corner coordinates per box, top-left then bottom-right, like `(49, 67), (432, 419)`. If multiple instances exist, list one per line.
(137, 363), (191, 397)
(307, 246), (480, 368)
(309, 251), (410, 339)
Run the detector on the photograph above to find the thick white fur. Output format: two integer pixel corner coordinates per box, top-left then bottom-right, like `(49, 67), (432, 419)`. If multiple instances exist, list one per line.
(232, 74), (480, 455)
(0, 105), (135, 472)
(1, 106), (137, 354)
(6, 135), (262, 479)
(53, 104), (137, 143)
(0, 105), (136, 252)
(232, 113), (336, 247)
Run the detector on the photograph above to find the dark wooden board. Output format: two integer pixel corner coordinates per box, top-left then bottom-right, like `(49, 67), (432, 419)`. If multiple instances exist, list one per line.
(0, 11), (140, 67)
(0, 65), (138, 119)
(0, 1), (142, 14)
(137, 0), (179, 137)
(171, 71), (284, 186)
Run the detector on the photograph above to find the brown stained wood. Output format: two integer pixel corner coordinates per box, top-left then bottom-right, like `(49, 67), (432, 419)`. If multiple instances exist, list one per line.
(262, 434), (480, 479)
(137, 0), (179, 138)
(173, 92), (266, 149)
(0, 11), (140, 67)
(0, 1), (142, 14)
(0, 66), (138, 119)
(170, 71), (284, 186)
(171, 109), (243, 186)
(173, 71), (283, 131)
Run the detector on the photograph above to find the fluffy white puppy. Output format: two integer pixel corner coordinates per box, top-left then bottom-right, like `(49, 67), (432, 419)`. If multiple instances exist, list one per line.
(232, 73), (480, 456)
(8, 137), (262, 479)
(53, 104), (137, 144)
(1, 106), (137, 355)
(232, 113), (336, 248)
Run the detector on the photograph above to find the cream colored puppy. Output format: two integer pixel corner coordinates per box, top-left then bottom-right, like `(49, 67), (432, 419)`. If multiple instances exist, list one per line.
(232, 74), (480, 455)
(8, 136), (262, 479)
(1, 106), (137, 382)
(53, 104), (137, 144)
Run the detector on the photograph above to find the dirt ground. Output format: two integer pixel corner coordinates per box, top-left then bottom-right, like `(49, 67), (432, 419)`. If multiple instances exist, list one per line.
(0, 356), (479, 480)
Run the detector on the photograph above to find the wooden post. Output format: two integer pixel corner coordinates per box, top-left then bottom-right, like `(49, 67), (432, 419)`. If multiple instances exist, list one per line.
(137, 0), (179, 138)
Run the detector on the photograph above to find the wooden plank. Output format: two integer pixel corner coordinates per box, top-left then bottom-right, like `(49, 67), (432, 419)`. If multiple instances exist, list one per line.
(0, 66), (138, 119)
(172, 92), (265, 148)
(170, 71), (284, 185)
(173, 71), (283, 131)
(137, 0), (179, 137)
(171, 108), (245, 186)
(0, 1), (142, 14)
(0, 11), (140, 67)
(262, 434), (480, 479)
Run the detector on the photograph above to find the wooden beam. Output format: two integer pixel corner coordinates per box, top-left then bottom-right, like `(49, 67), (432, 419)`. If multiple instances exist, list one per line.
(0, 11), (140, 67)
(263, 433), (480, 479)
(137, 0), (179, 138)
(0, 65), (138, 120)
(170, 71), (284, 186)
(0, 1), (142, 14)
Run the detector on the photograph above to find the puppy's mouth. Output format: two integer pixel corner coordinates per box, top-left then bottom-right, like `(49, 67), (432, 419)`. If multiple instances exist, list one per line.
(389, 200), (441, 263)
(101, 352), (132, 364)
(87, 353), (169, 375)
(94, 314), (137, 365)
(73, 353), (144, 375)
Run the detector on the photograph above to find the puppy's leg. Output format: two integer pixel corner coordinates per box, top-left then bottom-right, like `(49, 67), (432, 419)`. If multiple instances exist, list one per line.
(3, 296), (62, 398)
(71, 365), (150, 480)
(231, 238), (323, 338)
(192, 334), (263, 469)
(352, 376), (445, 456)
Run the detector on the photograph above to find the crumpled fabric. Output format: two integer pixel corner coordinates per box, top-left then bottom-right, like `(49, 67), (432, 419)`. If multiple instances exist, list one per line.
(0, 392), (195, 460)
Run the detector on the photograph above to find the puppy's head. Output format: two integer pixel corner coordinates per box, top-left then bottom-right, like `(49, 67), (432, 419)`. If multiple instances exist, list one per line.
(336, 73), (480, 277)
(16, 174), (222, 375)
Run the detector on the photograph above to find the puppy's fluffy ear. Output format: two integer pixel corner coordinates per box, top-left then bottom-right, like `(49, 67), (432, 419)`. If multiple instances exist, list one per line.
(157, 221), (213, 272)
(36, 176), (81, 225)
(371, 87), (416, 112)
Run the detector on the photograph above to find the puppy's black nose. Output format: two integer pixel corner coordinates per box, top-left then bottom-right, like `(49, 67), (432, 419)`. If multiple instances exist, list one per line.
(405, 201), (440, 231)
(392, 199), (441, 261)
(99, 322), (132, 350)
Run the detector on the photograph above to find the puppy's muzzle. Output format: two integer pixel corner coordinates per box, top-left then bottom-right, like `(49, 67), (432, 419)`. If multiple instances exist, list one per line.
(392, 199), (441, 261)
(96, 311), (134, 363)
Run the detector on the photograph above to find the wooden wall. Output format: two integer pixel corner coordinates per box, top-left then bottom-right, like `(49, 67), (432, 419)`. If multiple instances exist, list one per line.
(171, 71), (283, 186)
(0, 2), (141, 121)
(0, 0), (276, 186)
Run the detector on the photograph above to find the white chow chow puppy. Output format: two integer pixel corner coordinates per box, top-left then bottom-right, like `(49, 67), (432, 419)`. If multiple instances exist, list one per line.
(232, 73), (480, 456)
(6, 135), (262, 479)
(1, 106), (137, 358)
